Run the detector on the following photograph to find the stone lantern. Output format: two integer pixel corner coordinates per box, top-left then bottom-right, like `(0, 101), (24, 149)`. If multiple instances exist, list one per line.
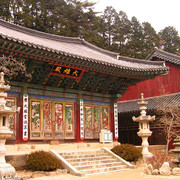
(132, 93), (155, 160)
(0, 72), (20, 179)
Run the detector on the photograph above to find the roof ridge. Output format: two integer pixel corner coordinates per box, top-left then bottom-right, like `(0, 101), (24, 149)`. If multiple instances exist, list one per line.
(82, 40), (118, 58)
(0, 19), (82, 43)
(118, 55), (166, 67)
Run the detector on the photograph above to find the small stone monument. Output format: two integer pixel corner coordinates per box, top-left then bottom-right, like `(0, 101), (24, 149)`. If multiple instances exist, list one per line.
(170, 136), (180, 165)
(132, 93), (155, 160)
(0, 72), (20, 179)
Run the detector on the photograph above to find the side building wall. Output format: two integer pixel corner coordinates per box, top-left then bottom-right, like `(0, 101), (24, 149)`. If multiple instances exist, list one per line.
(120, 63), (180, 101)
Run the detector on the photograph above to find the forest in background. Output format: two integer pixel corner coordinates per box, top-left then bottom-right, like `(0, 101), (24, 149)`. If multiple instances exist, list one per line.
(0, 0), (180, 59)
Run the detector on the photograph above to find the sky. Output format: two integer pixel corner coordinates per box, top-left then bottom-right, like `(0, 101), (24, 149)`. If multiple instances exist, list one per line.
(91, 0), (180, 35)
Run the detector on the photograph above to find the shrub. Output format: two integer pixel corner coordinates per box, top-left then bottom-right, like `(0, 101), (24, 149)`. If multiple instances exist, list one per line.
(111, 144), (142, 162)
(146, 153), (174, 169)
(27, 150), (62, 171)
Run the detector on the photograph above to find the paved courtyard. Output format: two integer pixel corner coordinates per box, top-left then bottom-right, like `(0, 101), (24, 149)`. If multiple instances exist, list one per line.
(17, 166), (180, 180)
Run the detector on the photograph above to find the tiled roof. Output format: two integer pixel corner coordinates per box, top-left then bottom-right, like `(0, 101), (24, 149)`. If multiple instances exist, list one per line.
(0, 19), (169, 73)
(118, 93), (180, 113)
(146, 48), (180, 66)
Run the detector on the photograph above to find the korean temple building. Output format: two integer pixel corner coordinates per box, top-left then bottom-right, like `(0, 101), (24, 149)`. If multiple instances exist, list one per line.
(118, 48), (180, 146)
(0, 19), (169, 144)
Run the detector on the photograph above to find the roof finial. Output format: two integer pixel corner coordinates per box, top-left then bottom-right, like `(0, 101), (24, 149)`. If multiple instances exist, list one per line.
(141, 93), (144, 100)
(0, 72), (5, 86)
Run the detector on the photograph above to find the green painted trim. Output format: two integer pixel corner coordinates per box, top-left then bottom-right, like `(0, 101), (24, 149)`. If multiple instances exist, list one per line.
(10, 81), (113, 98)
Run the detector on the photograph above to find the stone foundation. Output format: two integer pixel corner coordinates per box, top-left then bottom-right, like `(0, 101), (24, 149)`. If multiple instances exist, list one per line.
(136, 145), (166, 155)
(5, 144), (165, 170)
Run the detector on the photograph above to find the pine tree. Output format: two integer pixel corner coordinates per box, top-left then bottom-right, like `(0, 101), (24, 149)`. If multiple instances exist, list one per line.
(113, 11), (131, 55)
(126, 17), (145, 58)
(158, 26), (180, 54)
(142, 22), (160, 57)
(102, 6), (118, 50)
(0, 0), (11, 21)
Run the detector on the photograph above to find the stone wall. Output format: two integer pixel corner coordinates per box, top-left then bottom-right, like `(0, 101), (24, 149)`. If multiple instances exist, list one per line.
(5, 154), (28, 170)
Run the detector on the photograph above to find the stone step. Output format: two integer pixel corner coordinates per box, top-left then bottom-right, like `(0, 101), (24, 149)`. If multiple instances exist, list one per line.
(59, 150), (103, 156)
(55, 149), (133, 176)
(71, 159), (118, 166)
(79, 164), (128, 175)
(85, 168), (129, 176)
(66, 155), (113, 163)
(75, 162), (123, 170)
(62, 153), (108, 159)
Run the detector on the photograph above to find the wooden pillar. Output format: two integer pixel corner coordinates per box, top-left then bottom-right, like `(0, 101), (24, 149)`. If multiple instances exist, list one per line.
(110, 101), (114, 140)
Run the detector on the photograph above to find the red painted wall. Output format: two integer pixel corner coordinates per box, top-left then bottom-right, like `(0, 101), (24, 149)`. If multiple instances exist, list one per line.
(119, 63), (180, 101)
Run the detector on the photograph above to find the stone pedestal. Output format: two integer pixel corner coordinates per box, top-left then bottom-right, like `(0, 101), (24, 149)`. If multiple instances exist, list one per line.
(138, 133), (153, 159)
(0, 140), (16, 179)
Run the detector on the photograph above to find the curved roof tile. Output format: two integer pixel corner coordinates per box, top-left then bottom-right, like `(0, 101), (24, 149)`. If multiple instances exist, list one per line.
(118, 93), (180, 113)
(0, 19), (169, 74)
(146, 48), (180, 66)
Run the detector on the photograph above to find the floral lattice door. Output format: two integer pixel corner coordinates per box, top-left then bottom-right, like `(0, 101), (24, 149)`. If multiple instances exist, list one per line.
(84, 106), (93, 138)
(30, 100), (42, 139)
(54, 103), (64, 139)
(65, 104), (74, 139)
(5, 98), (16, 139)
(30, 99), (74, 140)
(84, 105), (109, 139)
(43, 101), (53, 138)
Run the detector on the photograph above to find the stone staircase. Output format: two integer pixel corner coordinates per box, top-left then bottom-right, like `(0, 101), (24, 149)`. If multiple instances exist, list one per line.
(53, 148), (134, 176)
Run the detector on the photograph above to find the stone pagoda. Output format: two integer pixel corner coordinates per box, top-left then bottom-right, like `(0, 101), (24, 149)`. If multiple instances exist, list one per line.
(0, 72), (19, 179)
(132, 93), (155, 160)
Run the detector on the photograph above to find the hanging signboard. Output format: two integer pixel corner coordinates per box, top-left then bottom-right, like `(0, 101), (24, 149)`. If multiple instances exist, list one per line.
(23, 94), (28, 141)
(114, 103), (118, 140)
(50, 64), (85, 81)
(80, 99), (84, 140)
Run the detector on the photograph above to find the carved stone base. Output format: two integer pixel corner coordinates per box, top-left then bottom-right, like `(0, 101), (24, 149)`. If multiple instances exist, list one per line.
(143, 152), (153, 161)
(0, 139), (16, 179)
(0, 163), (16, 179)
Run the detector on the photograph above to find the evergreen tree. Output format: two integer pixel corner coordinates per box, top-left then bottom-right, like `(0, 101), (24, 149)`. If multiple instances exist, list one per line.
(102, 6), (118, 50)
(0, 0), (11, 21)
(113, 11), (131, 55)
(158, 26), (180, 54)
(126, 17), (145, 58)
(142, 22), (160, 57)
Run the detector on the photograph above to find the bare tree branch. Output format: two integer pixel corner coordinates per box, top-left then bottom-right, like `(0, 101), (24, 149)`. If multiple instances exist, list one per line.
(0, 55), (31, 83)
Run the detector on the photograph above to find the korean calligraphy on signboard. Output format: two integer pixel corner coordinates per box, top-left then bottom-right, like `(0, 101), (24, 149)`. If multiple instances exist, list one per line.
(80, 99), (84, 140)
(50, 64), (85, 81)
(114, 103), (118, 140)
(23, 94), (28, 141)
